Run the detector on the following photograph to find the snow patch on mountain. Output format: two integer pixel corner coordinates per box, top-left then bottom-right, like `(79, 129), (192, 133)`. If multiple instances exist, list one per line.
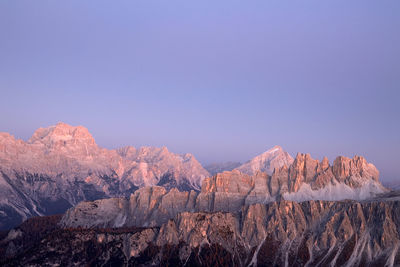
(268, 147), (280, 153)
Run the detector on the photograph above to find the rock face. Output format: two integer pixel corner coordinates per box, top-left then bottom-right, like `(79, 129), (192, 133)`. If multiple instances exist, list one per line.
(0, 122), (210, 230)
(3, 193), (400, 266)
(236, 145), (294, 175)
(61, 153), (386, 229)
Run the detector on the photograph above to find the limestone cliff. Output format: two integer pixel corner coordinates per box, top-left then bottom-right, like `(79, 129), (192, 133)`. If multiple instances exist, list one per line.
(60, 153), (386, 229)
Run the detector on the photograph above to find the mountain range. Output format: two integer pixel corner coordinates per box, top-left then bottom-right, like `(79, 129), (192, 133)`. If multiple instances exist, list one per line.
(0, 122), (396, 266)
(0, 123), (299, 230)
(60, 152), (386, 229)
(0, 123), (210, 230)
(0, 150), (394, 266)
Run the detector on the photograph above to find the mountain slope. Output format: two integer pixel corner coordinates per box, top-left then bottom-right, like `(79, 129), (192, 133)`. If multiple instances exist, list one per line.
(235, 145), (294, 175)
(0, 122), (210, 230)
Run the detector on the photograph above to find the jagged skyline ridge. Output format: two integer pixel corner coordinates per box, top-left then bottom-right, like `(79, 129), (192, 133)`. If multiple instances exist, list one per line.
(0, 121), (394, 182)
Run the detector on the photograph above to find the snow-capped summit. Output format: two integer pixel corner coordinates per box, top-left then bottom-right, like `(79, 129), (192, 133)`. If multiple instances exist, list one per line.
(235, 145), (294, 175)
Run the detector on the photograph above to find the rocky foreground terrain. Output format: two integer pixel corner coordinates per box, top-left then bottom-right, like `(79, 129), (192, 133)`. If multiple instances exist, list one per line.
(2, 191), (400, 266)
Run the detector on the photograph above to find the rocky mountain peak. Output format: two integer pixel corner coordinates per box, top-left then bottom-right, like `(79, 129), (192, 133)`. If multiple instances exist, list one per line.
(320, 156), (330, 170)
(27, 122), (96, 148)
(255, 145), (285, 160)
(236, 145), (294, 175)
(182, 153), (196, 162)
(267, 145), (283, 153)
(0, 132), (15, 141)
(274, 153), (383, 197)
(332, 155), (379, 182)
(0, 133), (17, 148)
(292, 152), (318, 165)
(287, 153), (320, 191)
(0, 133), (19, 155)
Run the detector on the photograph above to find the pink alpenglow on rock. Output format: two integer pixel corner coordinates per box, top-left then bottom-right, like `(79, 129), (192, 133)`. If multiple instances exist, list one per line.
(0, 122), (210, 230)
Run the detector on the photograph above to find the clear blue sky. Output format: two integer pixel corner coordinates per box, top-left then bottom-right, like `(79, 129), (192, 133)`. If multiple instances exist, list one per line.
(0, 1), (399, 181)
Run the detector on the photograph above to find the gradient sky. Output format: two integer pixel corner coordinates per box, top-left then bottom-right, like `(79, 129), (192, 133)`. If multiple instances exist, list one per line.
(0, 1), (399, 181)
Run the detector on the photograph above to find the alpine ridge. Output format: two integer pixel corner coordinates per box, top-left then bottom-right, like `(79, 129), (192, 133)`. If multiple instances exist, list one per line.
(60, 152), (386, 229)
